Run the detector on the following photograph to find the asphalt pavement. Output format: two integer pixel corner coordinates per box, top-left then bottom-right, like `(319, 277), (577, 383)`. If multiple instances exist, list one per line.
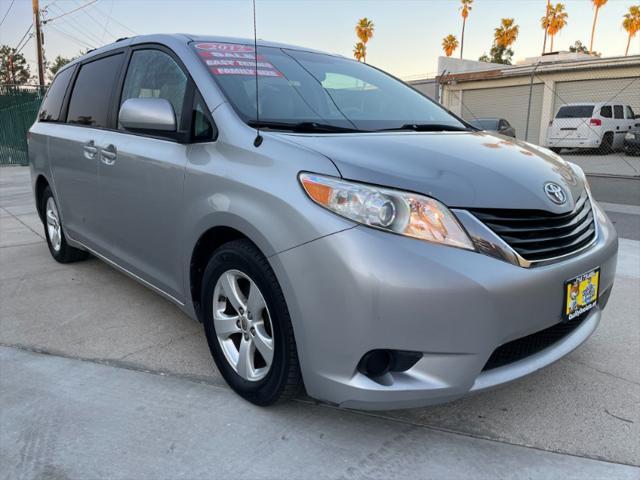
(1, 166), (639, 478)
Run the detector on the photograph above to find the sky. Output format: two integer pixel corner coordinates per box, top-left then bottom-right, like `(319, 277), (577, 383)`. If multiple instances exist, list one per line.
(1, 0), (639, 81)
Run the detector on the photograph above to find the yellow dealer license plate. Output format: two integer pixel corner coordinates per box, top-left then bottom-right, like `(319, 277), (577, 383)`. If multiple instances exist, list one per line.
(564, 268), (600, 322)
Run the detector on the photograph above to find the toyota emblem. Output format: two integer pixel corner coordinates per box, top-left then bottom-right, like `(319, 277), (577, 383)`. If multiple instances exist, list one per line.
(544, 182), (567, 205)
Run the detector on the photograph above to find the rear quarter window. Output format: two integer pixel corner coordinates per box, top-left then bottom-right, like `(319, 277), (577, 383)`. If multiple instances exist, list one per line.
(600, 106), (612, 118)
(556, 105), (594, 118)
(66, 53), (124, 128)
(39, 67), (74, 122)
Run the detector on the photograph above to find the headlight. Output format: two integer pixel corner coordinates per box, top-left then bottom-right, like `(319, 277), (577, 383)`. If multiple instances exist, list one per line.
(299, 173), (474, 250)
(625, 132), (636, 141)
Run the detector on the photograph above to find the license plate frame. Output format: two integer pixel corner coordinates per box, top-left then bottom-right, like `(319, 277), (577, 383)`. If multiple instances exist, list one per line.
(563, 268), (600, 322)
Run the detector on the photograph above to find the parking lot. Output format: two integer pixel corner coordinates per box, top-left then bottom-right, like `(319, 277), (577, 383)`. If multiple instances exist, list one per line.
(1, 165), (639, 478)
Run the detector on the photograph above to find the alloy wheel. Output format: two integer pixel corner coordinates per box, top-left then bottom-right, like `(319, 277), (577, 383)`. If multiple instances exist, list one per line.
(213, 269), (274, 382)
(46, 197), (62, 252)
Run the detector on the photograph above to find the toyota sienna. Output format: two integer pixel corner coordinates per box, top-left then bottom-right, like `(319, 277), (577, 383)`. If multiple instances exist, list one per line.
(28, 35), (618, 410)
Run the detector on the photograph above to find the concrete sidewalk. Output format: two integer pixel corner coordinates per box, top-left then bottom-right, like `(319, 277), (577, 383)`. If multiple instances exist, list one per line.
(1, 346), (637, 480)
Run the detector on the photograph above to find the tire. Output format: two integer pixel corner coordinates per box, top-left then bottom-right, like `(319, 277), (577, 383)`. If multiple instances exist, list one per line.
(201, 239), (301, 406)
(597, 132), (613, 154)
(41, 186), (88, 263)
(550, 147), (562, 154)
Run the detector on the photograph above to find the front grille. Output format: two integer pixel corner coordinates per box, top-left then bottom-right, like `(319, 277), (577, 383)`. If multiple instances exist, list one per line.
(470, 194), (596, 262)
(482, 314), (587, 371)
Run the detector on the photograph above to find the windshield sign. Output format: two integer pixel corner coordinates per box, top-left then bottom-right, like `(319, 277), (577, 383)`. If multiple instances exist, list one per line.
(192, 42), (466, 133)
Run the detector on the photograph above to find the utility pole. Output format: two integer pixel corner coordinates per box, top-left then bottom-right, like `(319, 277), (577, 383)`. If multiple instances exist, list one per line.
(32, 0), (45, 85)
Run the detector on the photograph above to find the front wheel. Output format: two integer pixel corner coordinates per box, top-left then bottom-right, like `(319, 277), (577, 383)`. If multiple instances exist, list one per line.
(201, 239), (301, 406)
(41, 186), (88, 263)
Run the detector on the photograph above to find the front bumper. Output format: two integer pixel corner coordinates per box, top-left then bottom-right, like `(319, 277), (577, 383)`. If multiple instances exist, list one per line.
(271, 202), (618, 410)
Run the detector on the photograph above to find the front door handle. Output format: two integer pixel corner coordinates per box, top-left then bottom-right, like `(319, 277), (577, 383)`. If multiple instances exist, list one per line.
(83, 140), (98, 159)
(100, 144), (117, 165)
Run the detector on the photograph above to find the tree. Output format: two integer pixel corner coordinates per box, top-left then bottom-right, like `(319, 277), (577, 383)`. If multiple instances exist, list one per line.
(568, 39), (600, 56)
(622, 5), (640, 56)
(589, 0), (608, 53)
(442, 35), (459, 57)
(459, 0), (473, 59)
(541, 0), (552, 54)
(494, 18), (520, 49)
(355, 17), (375, 63)
(0, 45), (31, 84)
(353, 42), (366, 62)
(49, 55), (73, 78)
(479, 44), (514, 65)
(547, 3), (568, 52)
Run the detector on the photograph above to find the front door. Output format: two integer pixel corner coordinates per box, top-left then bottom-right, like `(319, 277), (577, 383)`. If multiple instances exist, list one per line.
(95, 48), (190, 301)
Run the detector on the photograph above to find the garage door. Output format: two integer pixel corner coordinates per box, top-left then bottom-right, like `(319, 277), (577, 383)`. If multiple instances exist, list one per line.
(553, 77), (640, 114)
(460, 84), (544, 144)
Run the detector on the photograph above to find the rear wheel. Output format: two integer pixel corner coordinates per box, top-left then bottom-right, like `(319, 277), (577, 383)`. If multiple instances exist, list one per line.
(598, 132), (613, 154)
(201, 239), (301, 406)
(41, 186), (88, 263)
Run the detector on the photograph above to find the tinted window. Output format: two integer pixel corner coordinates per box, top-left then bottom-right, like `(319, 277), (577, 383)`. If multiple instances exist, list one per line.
(191, 94), (216, 142)
(191, 42), (466, 132)
(39, 67), (74, 122)
(614, 105), (624, 119)
(600, 106), (612, 118)
(120, 50), (187, 128)
(67, 54), (123, 127)
(556, 105), (594, 118)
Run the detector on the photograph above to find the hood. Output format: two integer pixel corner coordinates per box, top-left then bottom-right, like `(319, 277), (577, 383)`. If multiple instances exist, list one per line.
(281, 131), (584, 212)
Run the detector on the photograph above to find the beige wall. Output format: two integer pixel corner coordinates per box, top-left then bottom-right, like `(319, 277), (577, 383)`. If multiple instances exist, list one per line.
(442, 64), (640, 146)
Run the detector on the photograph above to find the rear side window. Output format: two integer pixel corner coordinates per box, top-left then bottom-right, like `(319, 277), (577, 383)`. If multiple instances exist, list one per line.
(556, 105), (594, 118)
(614, 105), (624, 119)
(39, 67), (74, 122)
(67, 54), (124, 128)
(119, 49), (188, 128)
(600, 106), (612, 118)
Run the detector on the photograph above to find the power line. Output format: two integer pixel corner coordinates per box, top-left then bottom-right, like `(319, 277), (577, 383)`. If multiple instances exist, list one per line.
(92, 2), (138, 36)
(0, 0), (16, 28)
(47, 24), (96, 50)
(45, 3), (104, 48)
(14, 24), (33, 51)
(42, 0), (97, 24)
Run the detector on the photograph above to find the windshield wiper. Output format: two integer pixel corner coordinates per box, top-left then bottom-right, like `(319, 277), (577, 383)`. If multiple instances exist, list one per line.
(248, 121), (361, 133)
(378, 123), (473, 132)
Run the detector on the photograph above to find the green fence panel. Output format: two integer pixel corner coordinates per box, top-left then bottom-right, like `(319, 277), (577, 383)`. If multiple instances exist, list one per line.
(0, 85), (47, 166)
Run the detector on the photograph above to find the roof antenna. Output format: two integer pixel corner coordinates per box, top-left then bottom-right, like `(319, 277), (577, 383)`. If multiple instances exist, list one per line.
(252, 0), (263, 148)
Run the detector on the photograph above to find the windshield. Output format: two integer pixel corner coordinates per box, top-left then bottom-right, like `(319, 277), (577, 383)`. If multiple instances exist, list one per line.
(192, 42), (467, 132)
(556, 105), (594, 119)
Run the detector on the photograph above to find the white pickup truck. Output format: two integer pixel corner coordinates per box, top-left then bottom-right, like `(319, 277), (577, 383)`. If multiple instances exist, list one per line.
(546, 102), (638, 153)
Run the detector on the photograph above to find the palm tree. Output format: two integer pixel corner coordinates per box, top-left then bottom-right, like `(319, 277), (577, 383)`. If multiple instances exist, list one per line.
(442, 35), (460, 57)
(459, 0), (473, 59)
(355, 17), (375, 63)
(494, 18), (520, 49)
(623, 5), (640, 56)
(541, 0), (552, 54)
(547, 3), (569, 52)
(589, 0), (608, 54)
(353, 42), (366, 62)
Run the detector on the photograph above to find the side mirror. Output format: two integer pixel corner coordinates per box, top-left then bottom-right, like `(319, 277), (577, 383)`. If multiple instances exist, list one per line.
(635, 114), (640, 119)
(119, 98), (176, 132)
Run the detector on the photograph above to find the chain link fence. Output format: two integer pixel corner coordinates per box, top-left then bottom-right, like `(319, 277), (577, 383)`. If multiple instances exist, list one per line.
(439, 60), (640, 176)
(0, 85), (47, 166)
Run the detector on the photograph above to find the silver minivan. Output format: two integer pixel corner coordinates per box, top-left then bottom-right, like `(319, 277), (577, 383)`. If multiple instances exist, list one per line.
(29, 35), (618, 410)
